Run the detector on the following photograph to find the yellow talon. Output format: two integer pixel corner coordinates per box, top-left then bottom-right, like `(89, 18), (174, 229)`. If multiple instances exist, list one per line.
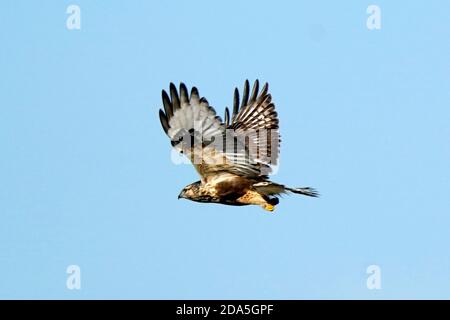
(264, 204), (275, 212)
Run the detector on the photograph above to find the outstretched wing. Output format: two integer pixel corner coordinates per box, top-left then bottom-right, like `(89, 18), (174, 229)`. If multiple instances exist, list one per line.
(158, 81), (280, 181)
(224, 80), (280, 177)
(159, 83), (226, 181)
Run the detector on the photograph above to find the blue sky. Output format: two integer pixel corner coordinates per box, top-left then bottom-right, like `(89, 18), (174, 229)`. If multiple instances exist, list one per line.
(0, 1), (449, 299)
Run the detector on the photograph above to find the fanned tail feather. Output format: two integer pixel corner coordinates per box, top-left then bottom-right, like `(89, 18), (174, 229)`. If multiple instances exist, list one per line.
(253, 181), (319, 198)
(286, 187), (320, 198)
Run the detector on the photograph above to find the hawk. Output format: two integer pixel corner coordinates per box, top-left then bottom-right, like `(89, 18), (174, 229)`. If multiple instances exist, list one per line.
(158, 80), (318, 212)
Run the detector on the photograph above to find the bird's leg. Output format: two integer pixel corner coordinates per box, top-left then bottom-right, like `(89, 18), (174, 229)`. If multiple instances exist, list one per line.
(236, 190), (276, 211)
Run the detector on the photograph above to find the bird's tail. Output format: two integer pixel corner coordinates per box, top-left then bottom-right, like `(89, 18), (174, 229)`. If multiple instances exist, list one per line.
(253, 181), (320, 198)
(285, 187), (320, 198)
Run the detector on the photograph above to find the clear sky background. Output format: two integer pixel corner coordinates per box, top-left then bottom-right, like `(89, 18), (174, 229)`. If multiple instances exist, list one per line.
(1, 1), (449, 299)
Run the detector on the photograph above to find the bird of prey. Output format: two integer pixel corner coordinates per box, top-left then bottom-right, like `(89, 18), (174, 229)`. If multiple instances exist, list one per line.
(158, 80), (318, 212)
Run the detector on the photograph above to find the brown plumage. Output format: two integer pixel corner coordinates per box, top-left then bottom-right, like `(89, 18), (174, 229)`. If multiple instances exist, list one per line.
(159, 80), (318, 212)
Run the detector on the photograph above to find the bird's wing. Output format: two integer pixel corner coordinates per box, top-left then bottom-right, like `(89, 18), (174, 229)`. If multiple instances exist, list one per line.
(159, 81), (279, 182)
(223, 79), (280, 177)
(159, 83), (225, 181)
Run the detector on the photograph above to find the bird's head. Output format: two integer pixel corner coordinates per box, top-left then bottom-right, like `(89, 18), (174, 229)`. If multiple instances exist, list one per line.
(178, 181), (201, 200)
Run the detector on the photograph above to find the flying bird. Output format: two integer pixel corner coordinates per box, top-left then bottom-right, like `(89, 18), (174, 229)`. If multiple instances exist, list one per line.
(158, 80), (318, 212)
